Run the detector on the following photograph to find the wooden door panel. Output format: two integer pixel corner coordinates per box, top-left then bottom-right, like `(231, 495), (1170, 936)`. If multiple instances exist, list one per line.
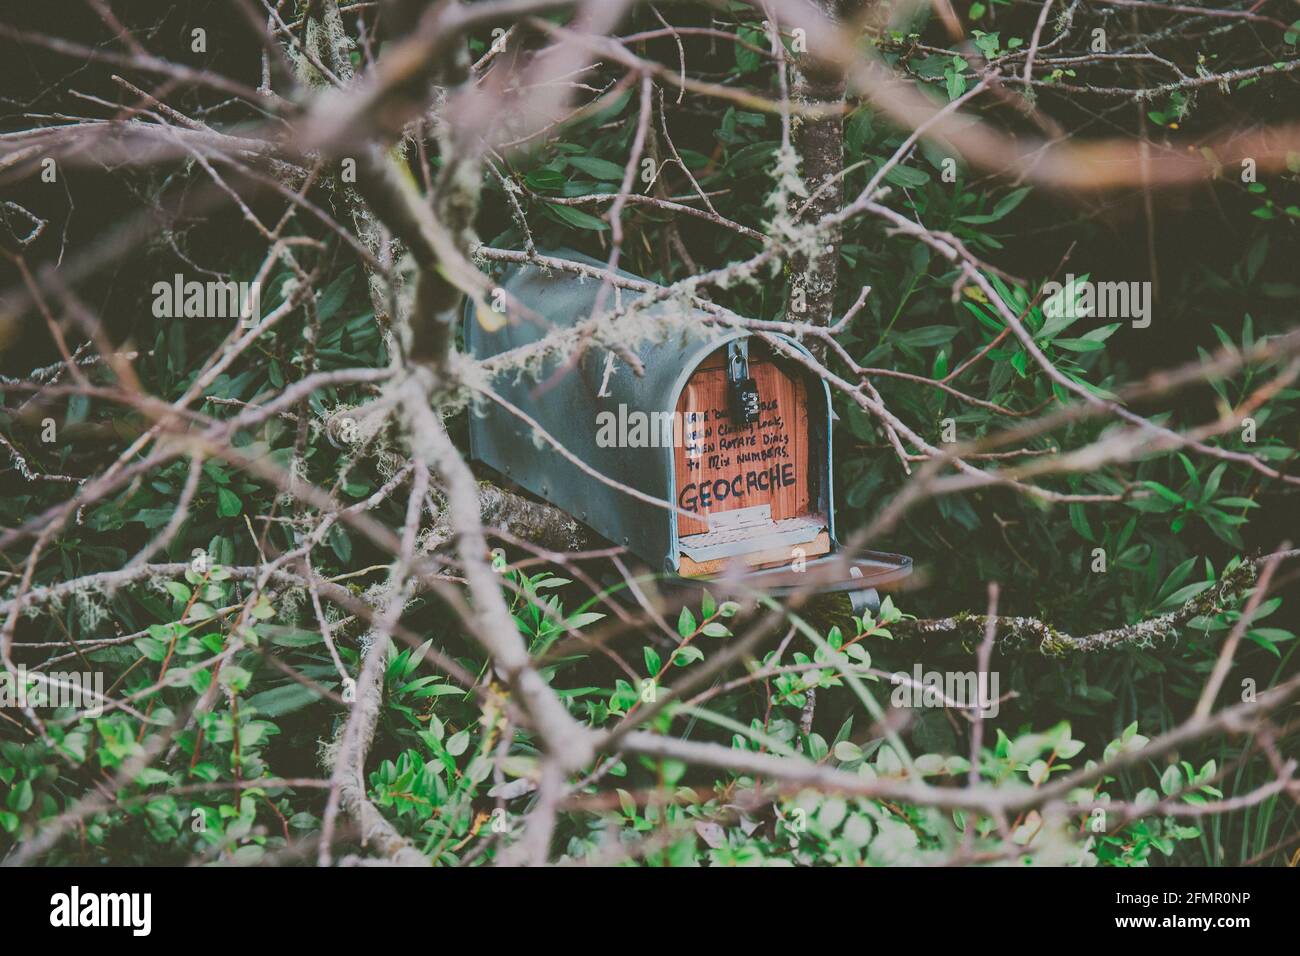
(673, 359), (811, 537)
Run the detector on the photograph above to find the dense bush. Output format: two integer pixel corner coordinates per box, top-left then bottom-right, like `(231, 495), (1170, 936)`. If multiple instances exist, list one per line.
(1, 1), (1297, 867)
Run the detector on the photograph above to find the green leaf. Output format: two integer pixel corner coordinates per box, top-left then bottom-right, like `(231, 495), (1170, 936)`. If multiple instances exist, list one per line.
(245, 681), (330, 717)
(932, 349), (949, 378)
(216, 488), (242, 517)
(734, 26), (762, 73)
(1246, 630), (1283, 656)
(1141, 480), (1185, 505)
(315, 267), (355, 323)
(1068, 502), (1094, 542)
(567, 156), (627, 181)
(1038, 274), (1092, 340)
(677, 607), (697, 638)
(700, 590), (716, 618)
(845, 109), (874, 154)
(833, 740), (863, 762)
(218, 665), (251, 693)
(329, 524), (352, 563)
(1213, 497), (1258, 509)
(896, 325), (957, 348)
(1160, 580), (1213, 608)
(973, 31), (1000, 57)
(1052, 336), (1107, 352)
(671, 645), (704, 666)
(884, 165), (930, 188)
(546, 203), (609, 231)
(958, 186), (1031, 225)
(7, 779), (33, 813)
(944, 55), (968, 101)
(525, 168), (564, 190)
(134, 636), (170, 662)
(1160, 764), (1183, 797)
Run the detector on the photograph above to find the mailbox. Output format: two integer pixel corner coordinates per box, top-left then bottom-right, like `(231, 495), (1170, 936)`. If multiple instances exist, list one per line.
(464, 251), (910, 610)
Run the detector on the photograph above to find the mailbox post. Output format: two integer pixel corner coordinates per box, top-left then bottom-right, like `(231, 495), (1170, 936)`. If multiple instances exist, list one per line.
(465, 251), (910, 612)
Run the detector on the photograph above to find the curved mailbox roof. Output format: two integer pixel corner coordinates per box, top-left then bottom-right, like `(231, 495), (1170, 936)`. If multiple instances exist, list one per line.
(464, 250), (833, 572)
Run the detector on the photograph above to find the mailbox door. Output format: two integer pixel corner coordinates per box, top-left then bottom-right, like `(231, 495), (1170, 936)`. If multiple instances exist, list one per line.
(672, 344), (830, 575)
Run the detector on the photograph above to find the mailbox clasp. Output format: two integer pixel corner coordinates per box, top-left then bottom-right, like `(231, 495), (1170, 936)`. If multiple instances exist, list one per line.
(726, 339), (760, 425)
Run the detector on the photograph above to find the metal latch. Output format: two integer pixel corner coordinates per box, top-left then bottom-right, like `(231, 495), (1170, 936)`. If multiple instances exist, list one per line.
(726, 339), (760, 425)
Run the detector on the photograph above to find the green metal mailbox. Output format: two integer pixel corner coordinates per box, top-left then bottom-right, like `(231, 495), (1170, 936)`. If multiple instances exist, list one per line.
(464, 251), (910, 611)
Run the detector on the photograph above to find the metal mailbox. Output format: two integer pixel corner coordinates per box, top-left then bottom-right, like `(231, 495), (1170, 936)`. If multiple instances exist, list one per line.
(464, 251), (910, 610)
